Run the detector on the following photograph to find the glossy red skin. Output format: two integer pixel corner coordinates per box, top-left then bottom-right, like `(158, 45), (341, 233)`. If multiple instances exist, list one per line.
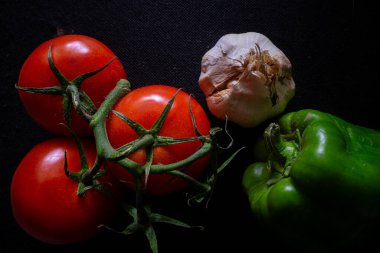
(11, 138), (120, 244)
(17, 34), (127, 136)
(106, 85), (211, 195)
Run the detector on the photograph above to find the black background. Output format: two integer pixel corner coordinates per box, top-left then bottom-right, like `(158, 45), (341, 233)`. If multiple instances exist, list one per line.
(1, 0), (379, 252)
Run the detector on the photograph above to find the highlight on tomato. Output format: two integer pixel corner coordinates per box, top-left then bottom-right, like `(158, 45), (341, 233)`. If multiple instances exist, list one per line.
(106, 85), (211, 195)
(11, 138), (121, 244)
(17, 34), (127, 136)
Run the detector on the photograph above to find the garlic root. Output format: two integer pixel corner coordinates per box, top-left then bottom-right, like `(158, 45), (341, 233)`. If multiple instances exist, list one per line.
(199, 32), (295, 127)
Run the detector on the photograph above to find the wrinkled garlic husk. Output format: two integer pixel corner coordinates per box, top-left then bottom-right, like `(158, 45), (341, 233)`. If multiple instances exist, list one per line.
(199, 32), (295, 127)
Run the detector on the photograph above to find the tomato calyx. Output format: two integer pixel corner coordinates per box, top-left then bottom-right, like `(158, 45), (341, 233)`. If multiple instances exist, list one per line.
(15, 43), (116, 126)
(63, 128), (110, 196)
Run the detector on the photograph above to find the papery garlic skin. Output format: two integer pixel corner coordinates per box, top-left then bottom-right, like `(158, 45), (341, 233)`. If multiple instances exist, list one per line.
(199, 32), (295, 127)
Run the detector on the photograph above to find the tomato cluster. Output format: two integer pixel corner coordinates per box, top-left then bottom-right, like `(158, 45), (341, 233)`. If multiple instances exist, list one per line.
(12, 35), (212, 245)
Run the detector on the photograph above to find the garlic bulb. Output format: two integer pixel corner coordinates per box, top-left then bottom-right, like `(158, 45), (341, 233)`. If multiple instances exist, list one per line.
(199, 32), (295, 127)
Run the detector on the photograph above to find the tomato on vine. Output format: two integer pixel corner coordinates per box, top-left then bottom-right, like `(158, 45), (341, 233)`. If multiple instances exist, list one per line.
(12, 30), (242, 253)
(106, 85), (211, 195)
(11, 138), (121, 244)
(17, 34), (126, 136)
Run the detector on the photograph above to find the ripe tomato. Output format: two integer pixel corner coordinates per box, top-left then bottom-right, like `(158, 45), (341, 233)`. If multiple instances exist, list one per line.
(17, 34), (126, 136)
(106, 85), (211, 195)
(11, 138), (120, 244)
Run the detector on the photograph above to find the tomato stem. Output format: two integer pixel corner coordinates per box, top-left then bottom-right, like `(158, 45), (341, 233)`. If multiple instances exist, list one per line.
(150, 142), (213, 173)
(90, 79), (131, 128)
(168, 170), (211, 192)
(133, 173), (149, 225)
(110, 135), (155, 161)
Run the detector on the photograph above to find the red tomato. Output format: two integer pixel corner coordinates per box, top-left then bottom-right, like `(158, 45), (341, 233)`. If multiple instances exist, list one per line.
(11, 138), (120, 244)
(106, 85), (211, 195)
(17, 34), (126, 136)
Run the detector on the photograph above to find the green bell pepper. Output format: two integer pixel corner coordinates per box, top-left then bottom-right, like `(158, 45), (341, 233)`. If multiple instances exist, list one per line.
(242, 109), (380, 250)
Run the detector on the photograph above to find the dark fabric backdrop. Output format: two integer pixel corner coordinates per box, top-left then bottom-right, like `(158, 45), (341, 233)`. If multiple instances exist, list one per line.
(1, 0), (379, 252)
